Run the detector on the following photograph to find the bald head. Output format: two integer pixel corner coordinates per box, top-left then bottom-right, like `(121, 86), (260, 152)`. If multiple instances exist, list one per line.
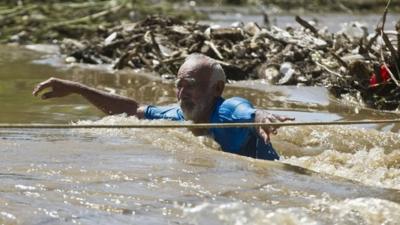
(180, 54), (226, 86)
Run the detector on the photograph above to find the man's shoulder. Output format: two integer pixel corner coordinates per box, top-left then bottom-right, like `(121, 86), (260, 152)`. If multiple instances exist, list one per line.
(222, 97), (253, 107)
(213, 97), (256, 122)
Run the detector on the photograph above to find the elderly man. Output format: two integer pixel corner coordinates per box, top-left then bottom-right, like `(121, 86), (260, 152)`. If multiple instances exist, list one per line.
(33, 54), (293, 160)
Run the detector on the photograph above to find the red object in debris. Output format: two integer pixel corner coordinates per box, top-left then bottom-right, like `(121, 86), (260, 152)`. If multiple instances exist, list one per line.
(369, 73), (377, 87)
(369, 65), (390, 87)
(380, 65), (390, 81)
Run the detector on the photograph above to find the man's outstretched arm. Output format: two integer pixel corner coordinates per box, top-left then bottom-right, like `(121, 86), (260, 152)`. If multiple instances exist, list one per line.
(33, 77), (145, 118)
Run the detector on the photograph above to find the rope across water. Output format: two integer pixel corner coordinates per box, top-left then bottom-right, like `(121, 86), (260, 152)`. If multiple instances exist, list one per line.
(1, 119), (400, 129)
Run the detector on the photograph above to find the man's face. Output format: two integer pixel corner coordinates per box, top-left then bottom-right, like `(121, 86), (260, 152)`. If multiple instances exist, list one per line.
(176, 62), (214, 122)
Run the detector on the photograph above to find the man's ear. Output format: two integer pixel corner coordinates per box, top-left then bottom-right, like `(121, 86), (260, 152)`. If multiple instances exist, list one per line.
(214, 80), (225, 96)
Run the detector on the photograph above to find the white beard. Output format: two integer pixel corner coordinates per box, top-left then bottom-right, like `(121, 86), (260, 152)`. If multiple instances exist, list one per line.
(179, 99), (208, 122)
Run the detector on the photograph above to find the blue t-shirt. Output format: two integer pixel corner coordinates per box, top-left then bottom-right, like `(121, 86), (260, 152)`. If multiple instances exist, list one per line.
(144, 97), (279, 160)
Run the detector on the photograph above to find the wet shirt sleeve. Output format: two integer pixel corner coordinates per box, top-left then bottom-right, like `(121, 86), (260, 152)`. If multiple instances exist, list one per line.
(144, 105), (185, 121)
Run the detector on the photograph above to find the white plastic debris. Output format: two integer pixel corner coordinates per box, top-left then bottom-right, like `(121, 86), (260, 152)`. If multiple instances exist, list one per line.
(279, 62), (295, 84)
(104, 32), (118, 46)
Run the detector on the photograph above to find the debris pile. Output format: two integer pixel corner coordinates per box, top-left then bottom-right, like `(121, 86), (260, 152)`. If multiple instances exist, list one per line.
(60, 14), (400, 110)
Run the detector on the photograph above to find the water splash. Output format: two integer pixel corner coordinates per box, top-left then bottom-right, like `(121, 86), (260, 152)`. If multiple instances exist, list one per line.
(279, 126), (400, 189)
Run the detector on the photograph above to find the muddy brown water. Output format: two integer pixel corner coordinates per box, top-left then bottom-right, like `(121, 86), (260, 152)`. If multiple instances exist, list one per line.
(1, 43), (400, 225)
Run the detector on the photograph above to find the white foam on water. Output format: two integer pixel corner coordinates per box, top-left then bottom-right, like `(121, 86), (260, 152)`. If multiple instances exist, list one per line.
(277, 125), (400, 153)
(180, 197), (400, 225)
(312, 197), (400, 225)
(283, 148), (400, 189)
(279, 126), (400, 189)
(180, 202), (320, 225)
(74, 115), (222, 157)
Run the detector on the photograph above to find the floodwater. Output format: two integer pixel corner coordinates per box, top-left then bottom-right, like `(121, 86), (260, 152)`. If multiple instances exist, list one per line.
(1, 39), (400, 225)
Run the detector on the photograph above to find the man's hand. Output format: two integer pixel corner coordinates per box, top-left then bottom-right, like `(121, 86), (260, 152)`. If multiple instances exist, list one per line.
(255, 110), (295, 143)
(33, 77), (79, 99)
